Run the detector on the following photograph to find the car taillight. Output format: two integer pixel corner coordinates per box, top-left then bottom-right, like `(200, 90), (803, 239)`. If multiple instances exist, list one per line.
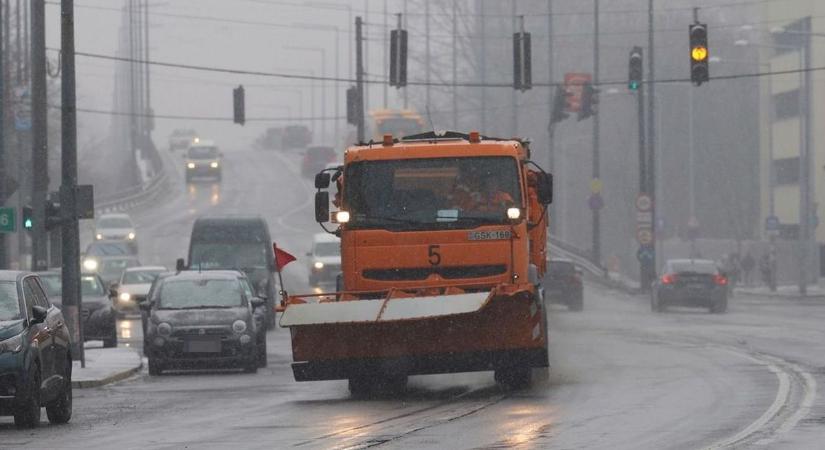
(661, 273), (677, 284)
(714, 274), (728, 286)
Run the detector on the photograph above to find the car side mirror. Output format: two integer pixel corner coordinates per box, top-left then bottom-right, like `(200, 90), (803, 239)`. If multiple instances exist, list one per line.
(31, 305), (48, 324)
(250, 297), (265, 309)
(537, 172), (553, 205)
(176, 258), (186, 272)
(315, 172), (331, 189)
(315, 191), (330, 223)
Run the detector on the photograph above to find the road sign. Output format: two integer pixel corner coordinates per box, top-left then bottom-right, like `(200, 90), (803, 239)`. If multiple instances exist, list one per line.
(635, 193), (652, 212)
(764, 215), (780, 232)
(563, 72), (592, 113)
(636, 228), (653, 245)
(0, 207), (16, 233)
(13, 86), (31, 131)
(637, 211), (653, 225)
(637, 245), (654, 262)
(590, 178), (603, 194)
(588, 193), (604, 211)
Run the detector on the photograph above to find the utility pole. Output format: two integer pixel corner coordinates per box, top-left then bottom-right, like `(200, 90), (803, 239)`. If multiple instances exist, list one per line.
(30, 0), (47, 271)
(798, 20), (812, 294)
(143, 0), (151, 137)
(382, 0), (387, 108)
(60, 0), (84, 366)
(451, 0), (457, 130)
(14, 0), (25, 267)
(479, 0), (486, 132)
(547, 0), (555, 234)
(0, 0), (6, 270)
(402, 0), (408, 108)
(591, 0), (601, 264)
(355, 16), (365, 143)
(647, 0), (656, 278)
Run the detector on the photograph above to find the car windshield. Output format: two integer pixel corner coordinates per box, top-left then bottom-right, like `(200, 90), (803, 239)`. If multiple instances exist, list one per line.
(36, 275), (106, 297)
(86, 242), (133, 256)
(97, 217), (132, 228)
(0, 282), (21, 320)
(188, 146), (218, 159)
(101, 259), (138, 277)
(190, 243), (268, 270)
(314, 242), (340, 257)
(669, 261), (718, 275)
(158, 279), (243, 309)
(123, 270), (164, 285)
(344, 156), (522, 230)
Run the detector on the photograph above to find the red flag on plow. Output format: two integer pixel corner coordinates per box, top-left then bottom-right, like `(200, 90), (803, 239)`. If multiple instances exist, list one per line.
(274, 244), (297, 272)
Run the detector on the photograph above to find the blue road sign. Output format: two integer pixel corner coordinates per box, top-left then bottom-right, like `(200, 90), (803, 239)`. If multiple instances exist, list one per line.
(765, 215), (780, 232)
(637, 245), (654, 263)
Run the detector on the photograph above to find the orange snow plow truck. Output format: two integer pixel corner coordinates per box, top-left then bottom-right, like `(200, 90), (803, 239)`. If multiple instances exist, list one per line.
(279, 131), (554, 392)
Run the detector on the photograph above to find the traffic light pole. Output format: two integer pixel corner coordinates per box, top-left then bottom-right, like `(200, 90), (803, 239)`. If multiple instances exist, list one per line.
(591, 0), (601, 264)
(60, 0), (84, 366)
(30, 0), (48, 272)
(646, 0), (657, 282)
(355, 16), (365, 143)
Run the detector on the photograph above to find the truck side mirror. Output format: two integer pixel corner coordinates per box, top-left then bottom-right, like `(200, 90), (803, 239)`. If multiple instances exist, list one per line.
(315, 192), (330, 223)
(537, 173), (553, 205)
(315, 172), (331, 189)
(175, 258), (186, 272)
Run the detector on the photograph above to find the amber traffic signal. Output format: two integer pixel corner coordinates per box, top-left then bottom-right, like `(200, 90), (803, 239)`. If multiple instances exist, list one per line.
(689, 23), (709, 85)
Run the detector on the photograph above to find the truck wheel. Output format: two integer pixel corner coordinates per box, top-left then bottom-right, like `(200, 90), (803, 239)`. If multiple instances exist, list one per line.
(495, 366), (531, 390)
(14, 370), (41, 428)
(46, 361), (72, 424)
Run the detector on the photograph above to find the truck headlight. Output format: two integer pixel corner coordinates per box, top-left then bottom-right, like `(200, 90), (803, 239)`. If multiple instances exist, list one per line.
(0, 333), (23, 354)
(95, 233), (103, 240)
(314, 261), (324, 270)
(507, 207), (521, 220)
(187, 162), (196, 169)
(232, 320), (247, 334)
(335, 211), (350, 223)
(83, 258), (99, 272)
(157, 322), (172, 337)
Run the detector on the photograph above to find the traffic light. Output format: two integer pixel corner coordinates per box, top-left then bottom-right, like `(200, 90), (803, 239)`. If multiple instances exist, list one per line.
(579, 82), (599, 121)
(21, 205), (33, 232)
(389, 27), (408, 87)
(629, 46), (643, 91)
(45, 199), (61, 231)
(346, 86), (359, 125)
(689, 23), (709, 85)
(513, 30), (532, 91)
(550, 85), (570, 126)
(233, 85), (245, 125)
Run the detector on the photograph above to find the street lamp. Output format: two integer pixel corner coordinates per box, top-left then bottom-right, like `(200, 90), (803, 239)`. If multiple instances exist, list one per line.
(285, 46), (327, 144)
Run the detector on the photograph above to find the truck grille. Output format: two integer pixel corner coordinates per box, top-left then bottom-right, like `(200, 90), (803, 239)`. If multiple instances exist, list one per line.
(363, 265), (506, 281)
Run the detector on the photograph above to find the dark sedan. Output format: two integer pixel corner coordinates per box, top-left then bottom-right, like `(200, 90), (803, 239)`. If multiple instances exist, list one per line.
(651, 259), (728, 314)
(544, 259), (584, 311)
(39, 272), (118, 347)
(0, 271), (72, 428)
(142, 271), (265, 375)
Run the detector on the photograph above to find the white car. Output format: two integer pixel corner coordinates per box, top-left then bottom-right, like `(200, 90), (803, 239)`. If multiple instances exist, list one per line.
(113, 266), (167, 313)
(94, 213), (137, 244)
(307, 233), (341, 287)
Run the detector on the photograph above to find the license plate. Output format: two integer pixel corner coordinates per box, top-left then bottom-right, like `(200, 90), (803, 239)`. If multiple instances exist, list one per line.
(184, 338), (221, 353)
(688, 283), (706, 290)
(468, 230), (512, 241)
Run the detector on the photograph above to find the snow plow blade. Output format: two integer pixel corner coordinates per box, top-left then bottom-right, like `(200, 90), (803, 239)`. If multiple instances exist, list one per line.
(280, 286), (549, 381)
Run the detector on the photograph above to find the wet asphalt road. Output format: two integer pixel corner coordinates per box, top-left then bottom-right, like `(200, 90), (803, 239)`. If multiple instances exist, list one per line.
(1, 150), (824, 449)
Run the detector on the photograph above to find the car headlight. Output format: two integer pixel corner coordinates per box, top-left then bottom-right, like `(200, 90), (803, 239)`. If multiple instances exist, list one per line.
(232, 320), (247, 334)
(0, 333), (24, 354)
(119, 292), (132, 302)
(157, 322), (172, 337)
(210, 161), (219, 169)
(83, 258), (99, 272)
(314, 261), (324, 270)
(187, 162), (196, 169)
(95, 233), (103, 240)
(127, 232), (136, 240)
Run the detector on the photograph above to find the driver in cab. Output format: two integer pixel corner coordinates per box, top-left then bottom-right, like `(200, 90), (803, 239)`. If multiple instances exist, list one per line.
(447, 172), (514, 213)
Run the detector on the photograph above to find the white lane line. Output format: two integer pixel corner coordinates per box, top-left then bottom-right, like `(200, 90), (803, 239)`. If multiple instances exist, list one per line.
(758, 358), (818, 445)
(701, 349), (790, 450)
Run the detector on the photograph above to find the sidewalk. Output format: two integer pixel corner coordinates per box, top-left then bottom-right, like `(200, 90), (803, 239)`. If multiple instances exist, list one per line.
(736, 284), (825, 300)
(72, 346), (143, 389)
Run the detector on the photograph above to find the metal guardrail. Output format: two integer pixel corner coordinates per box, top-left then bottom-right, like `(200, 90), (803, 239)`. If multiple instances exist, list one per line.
(94, 170), (169, 216)
(548, 234), (607, 278)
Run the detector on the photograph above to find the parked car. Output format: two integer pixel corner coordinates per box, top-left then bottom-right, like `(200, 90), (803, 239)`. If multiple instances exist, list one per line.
(184, 140), (222, 183)
(301, 146), (337, 178)
(0, 271), (72, 428)
(186, 216), (278, 328)
(94, 213), (137, 249)
(141, 271), (266, 375)
(38, 271), (118, 348)
(307, 233), (341, 287)
(82, 255), (141, 286)
(651, 259), (728, 313)
(111, 266), (167, 314)
(544, 258), (583, 311)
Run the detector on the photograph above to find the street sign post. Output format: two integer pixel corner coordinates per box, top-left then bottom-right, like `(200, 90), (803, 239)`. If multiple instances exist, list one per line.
(0, 208), (16, 233)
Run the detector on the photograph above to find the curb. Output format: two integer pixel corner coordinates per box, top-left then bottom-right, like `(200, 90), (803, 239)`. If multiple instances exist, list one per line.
(72, 360), (143, 389)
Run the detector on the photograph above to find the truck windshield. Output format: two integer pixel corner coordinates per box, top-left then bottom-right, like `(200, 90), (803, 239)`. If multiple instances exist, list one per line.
(344, 156), (522, 230)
